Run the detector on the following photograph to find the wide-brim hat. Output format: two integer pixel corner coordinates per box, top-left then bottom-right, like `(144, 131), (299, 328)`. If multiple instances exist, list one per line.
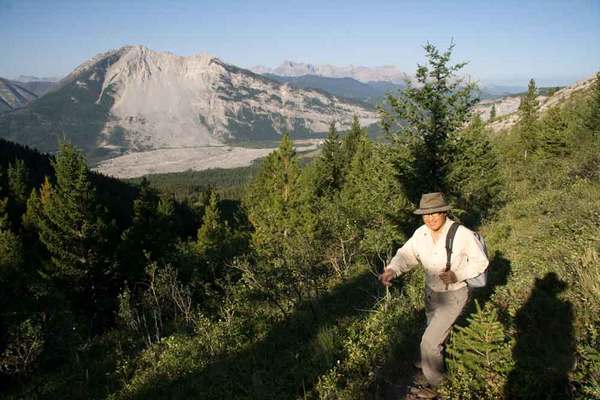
(413, 192), (451, 215)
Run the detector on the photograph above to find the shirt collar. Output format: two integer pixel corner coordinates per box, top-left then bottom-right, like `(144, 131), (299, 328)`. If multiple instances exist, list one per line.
(424, 217), (455, 243)
(440, 217), (454, 235)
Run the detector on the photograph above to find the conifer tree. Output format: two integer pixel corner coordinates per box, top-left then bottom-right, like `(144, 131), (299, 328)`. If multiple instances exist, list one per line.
(445, 115), (502, 226)
(312, 121), (344, 197)
(120, 178), (171, 280)
(245, 133), (303, 258)
(444, 302), (513, 399)
(586, 72), (600, 134)
(33, 143), (116, 314)
(196, 191), (232, 280)
(538, 105), (570, 157)
(157, 194), (175, 219)
(334, 137), (411, 269)
(517, 78), (540, 158)
(0, 195), (23, 273)
(340, 115), (367, 180)
(22, 188), (42, 233)
(380, 42), (478, 201)
(244, 133), (322, 312)
(7, 159), (29, 206)
(489, 104), (497, 122)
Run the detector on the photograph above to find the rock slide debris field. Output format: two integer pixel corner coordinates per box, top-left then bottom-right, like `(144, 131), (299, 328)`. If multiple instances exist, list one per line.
(93, 142), (320, 178)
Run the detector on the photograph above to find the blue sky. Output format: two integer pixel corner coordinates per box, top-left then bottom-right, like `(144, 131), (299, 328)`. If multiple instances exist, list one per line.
(1, 0), (599, 86)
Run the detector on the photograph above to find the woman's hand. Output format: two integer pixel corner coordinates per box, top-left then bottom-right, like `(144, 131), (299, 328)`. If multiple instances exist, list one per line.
(379, 269), (396, 287)
(439, 271), (458, 285)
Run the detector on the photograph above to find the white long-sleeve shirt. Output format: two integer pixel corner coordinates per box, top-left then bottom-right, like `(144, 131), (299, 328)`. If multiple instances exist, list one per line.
(385, 218), (489, 292)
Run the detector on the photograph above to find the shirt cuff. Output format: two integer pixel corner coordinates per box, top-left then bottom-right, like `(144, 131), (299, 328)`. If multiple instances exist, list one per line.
(385, 265), (402, 278)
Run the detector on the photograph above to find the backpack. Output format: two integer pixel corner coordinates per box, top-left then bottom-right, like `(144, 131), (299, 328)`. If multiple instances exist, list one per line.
(445, 222), (489, 288)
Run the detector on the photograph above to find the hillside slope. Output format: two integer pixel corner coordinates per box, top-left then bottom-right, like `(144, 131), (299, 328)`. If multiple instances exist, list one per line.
(264, 74), (405, 105)
(107, 73), (600, 400)
(475, 75), (596, 130)
(0, 78), (39, 112)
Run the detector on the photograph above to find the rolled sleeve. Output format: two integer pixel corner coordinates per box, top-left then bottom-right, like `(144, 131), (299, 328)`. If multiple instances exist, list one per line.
(386, 235), (419, 277)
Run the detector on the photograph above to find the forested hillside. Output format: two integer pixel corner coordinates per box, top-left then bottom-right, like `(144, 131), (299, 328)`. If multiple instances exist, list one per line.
(1, 45), (598, 399)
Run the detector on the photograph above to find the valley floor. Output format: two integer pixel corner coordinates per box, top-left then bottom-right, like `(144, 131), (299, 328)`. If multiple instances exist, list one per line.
(93, 141), (321, 178)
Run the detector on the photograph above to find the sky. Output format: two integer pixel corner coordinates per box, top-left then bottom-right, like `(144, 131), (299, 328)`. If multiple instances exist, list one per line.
(1, 0), (599, 86)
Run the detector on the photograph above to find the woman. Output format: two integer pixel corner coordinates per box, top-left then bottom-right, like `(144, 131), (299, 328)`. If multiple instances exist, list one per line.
(379, 192), (488, 398)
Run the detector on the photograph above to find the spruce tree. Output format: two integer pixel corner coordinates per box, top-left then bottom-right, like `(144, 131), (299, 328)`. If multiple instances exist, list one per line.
(489, 104), (497, 122)
(444, 302), (513, 399)
(335, 137), (411, 269)
(445, 115), (502, 226)
(340, 115), (367, 180)
(539, 105), (569, 157)
(33, 143), (116, 319)
(196, 191), (232, 280)
(380, 42), (478, 201)
(7, 159), (29, 206)
(517, 78), (540, 159)
(586, 71), (600, 134)
(312, 121), (344, 197)
(0, 196), (23, 274)
(22, 188), (42, 233)
(244, 133), (322, 312)
(245, 133), (303, 258)
(120, 178), (170, 280)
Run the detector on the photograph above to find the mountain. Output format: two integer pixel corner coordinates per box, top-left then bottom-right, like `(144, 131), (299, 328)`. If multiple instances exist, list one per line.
(14, 75), (62, 83)
(263, 74), (405, 105)
(253, 61), (411, 84)
(478, 84), (527, 99)
(0, 46), (378, 163)
(0, 77), (59, 112)
(475, 75), (596, 130)
(16, 79), (58, 97)
(254, 62), (530, 101)
(0, 78), (40, 112)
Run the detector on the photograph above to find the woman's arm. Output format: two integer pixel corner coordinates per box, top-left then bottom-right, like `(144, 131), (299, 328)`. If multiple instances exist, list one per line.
(452, 227), (489, 283)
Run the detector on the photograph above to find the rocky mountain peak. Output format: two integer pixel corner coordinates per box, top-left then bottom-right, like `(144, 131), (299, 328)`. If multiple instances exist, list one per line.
(0, 46), (378, 162)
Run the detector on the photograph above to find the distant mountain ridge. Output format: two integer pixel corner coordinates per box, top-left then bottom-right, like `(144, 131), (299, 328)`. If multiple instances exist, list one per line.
(263, 74), (405, 105)
(14, 75), (62, 83)
(0, 78), (59, 112)
(253, 61), (531, 102)
(0, 46), (378, 163)
(253, 61), (411, 84)
(0, 78), (37, 112)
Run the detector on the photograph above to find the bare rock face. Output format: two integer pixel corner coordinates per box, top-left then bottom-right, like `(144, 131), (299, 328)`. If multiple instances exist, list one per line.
(0, 45), (378, 161)
(475, 75), (597, 132)
(474, 96), (522, 122)
(75, 46), (378, 152)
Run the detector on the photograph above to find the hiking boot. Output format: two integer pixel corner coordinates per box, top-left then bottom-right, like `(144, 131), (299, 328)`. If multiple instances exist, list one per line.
(412, 372), (428, 386)
(409, 386), (438, 399)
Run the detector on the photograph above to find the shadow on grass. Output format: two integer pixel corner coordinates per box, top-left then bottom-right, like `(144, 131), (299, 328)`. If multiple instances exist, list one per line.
(504, 272), (575, 399)
(377, 309), (424, 400)
(126, 269), (396, 399)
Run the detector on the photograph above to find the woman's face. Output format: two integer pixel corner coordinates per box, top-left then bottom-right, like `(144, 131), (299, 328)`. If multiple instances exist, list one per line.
(423, 212), (447, 232)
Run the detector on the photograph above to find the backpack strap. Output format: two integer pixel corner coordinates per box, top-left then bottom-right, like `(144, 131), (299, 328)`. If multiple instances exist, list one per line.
(445, 222), (461, 273)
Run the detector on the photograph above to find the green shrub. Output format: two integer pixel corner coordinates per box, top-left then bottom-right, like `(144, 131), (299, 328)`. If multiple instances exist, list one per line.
(441, 302), (513, 400)
(316, 269), (424, 399)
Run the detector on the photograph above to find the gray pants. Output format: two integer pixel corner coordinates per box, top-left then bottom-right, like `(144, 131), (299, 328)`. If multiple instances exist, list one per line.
(421, 286), (469, 386)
